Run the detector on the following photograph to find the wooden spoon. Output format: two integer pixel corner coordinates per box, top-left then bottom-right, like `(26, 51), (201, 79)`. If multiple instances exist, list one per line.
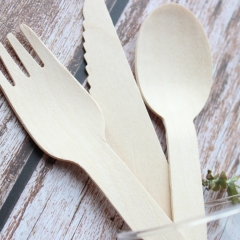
(135, 4), (212, 239)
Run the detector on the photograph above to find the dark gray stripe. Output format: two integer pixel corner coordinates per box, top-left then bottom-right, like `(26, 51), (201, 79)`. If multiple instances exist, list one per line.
(110, 0), (129, 25)
(0, 146), (43, 231)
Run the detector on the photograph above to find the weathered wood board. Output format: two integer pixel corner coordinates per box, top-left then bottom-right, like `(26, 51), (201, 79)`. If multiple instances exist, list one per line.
(0, 0), (239, 239)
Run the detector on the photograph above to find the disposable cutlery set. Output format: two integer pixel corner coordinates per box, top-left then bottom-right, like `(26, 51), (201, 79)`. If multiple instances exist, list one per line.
(0, 0), (213, 239)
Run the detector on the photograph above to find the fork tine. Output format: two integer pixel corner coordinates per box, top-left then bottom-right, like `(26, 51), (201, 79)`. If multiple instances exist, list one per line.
(20, 24), (54, 65)
(7, 33), (39, 75)
(0, 43), (25, 86)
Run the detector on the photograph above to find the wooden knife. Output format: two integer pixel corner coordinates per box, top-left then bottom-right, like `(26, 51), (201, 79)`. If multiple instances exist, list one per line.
(83, 0), (171, 218)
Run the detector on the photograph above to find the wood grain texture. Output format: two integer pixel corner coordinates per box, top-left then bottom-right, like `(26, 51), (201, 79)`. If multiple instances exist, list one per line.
(0, 0), (239, 239)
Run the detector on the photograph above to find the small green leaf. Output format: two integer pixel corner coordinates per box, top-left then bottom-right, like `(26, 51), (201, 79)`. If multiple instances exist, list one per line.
(227, 182), (240, 205)
(212, 182), (221, 191)
(206, 170), (214, 180)
(219, 171), (227, 189)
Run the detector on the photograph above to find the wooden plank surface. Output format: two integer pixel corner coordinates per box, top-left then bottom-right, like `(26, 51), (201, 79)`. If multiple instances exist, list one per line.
(0, 0), (239, 239)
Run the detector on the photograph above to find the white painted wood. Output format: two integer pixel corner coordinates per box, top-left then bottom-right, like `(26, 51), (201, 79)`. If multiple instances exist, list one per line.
(0, 0), (88, 207)
(0, 25), (184, 239)
(135, 4), (213, 239)
(83, 0), (171, 218)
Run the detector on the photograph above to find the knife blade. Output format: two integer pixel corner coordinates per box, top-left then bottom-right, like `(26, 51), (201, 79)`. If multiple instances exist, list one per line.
(83, 0), (171, 218)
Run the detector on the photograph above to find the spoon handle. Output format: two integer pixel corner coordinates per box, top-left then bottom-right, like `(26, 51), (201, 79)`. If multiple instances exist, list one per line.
(75, 142), (184, 240)
(164, 118), (207, 239)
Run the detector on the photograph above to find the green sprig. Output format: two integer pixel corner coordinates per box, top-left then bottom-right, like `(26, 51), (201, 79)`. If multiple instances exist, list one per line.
(202, 170), (240, 205)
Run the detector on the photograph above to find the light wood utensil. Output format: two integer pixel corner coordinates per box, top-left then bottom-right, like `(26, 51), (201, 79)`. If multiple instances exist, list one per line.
(83, 0), (171, 218)
(0, 24), (184, 239)
(135, 4), (212, 239)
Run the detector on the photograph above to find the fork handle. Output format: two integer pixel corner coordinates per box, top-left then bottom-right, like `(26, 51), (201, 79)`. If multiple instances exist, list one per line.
(75, 142), (184, 240)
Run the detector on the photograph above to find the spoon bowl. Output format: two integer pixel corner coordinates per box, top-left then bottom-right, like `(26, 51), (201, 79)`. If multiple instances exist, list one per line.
(136, 4), (212, 119)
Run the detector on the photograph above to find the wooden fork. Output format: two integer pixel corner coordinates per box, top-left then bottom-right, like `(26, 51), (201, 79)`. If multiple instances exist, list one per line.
(0, 25), (184, 239)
